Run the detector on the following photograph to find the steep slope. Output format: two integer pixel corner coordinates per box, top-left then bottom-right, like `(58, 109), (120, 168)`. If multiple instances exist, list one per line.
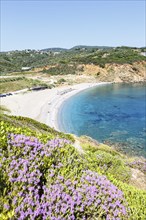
(0, 114), (146, 219)
(81, 61), (146, 82)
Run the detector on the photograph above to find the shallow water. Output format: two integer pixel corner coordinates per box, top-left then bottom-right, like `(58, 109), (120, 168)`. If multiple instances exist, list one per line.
(59, 83), (146, 157)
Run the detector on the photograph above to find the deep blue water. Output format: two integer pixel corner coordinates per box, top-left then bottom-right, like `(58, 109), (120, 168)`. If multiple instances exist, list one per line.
(58, 83), (146, 157)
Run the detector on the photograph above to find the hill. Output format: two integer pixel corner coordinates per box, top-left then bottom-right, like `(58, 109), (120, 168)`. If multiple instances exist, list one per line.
(69, 45), (113, 51)
(0, 112), (146, 219)
(0, 46), (146, 74)
(41, 47), (68, 52)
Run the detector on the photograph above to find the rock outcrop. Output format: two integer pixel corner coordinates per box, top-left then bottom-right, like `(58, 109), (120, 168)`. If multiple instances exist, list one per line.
(81, 61), (146, 83)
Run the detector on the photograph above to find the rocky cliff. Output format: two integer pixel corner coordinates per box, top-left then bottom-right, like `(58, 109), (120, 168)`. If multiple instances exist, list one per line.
(81, 61), (146, 83)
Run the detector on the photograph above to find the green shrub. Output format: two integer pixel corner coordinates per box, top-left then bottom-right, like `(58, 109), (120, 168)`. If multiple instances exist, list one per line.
(0, 114), (146, 219)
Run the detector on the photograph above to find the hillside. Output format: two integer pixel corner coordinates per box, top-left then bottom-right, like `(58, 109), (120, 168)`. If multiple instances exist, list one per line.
(81, 61), (146, 82)
(0, 47), (146, 93)
(0, 113), (146, 219)
(69, 45), (113, 51)
(41, 47), (68, 52)
(0, 47), (146, 78)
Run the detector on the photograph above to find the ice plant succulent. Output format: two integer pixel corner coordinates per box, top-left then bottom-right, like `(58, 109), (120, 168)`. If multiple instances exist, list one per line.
(0, 133), (128, 219)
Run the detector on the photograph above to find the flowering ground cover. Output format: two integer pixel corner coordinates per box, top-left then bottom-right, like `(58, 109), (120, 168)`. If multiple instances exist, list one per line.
(1, 133), (127, 219)
(0, 115), (146, 219)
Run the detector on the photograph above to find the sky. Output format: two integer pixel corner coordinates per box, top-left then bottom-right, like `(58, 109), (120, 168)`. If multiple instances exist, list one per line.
(1, 0), (145, 51)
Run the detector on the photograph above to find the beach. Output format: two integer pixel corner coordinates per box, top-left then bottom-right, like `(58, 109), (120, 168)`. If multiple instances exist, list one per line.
(1, 82), (111, 131)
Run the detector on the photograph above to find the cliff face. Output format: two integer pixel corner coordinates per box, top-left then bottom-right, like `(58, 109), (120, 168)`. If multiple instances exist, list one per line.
(81, 61), (146, 83)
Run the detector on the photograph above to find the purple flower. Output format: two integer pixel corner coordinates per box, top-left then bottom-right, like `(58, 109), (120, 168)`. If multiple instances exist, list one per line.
(3, 133), (128, 219)
(4, 204), (10, 210)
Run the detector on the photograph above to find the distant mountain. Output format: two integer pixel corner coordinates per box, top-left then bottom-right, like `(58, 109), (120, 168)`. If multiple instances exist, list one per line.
(70, 45), (114, 51)
(41, 45), (114, 52)
(41, 47), (68, 52)
(2, 45), (143, 54)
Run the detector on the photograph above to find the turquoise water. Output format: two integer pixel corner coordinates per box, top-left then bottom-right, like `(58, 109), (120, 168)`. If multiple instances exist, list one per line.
(59, 83), (146, 157)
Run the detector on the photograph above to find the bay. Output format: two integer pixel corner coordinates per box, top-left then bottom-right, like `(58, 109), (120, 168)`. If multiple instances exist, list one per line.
(58, 83), (146, 157)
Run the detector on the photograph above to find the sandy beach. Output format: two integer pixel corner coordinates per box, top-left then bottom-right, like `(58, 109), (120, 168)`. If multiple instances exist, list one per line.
(1, 82), (111, 131)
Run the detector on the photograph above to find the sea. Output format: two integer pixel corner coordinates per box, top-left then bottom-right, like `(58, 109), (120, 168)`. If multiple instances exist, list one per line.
(58, 83), (146, 157)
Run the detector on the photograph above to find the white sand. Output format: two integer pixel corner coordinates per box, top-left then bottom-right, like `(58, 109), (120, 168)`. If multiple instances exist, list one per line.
(1, 82), (111, 131)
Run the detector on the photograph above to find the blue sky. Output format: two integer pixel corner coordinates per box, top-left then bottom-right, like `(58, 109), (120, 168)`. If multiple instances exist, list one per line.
(1, 0), (145, 51)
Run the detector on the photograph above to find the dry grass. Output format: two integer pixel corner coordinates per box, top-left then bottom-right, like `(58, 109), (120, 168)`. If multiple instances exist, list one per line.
(0, 77), (48, 93)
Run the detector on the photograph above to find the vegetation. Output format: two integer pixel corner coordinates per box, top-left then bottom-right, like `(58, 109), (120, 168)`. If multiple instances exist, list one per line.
(0, 114), (146, 219)
(0, 51), (49, 73)
(0, 77), (48, 93)
(0, 106), (10, 114)
(82, 145), (131, 182)
(42, 64), (79, 75)
(57, 78), (66, 84)
(0, 45), (146, 219)
(0, 114), (74, 143)
(0, 47), (145, 74)
(73, 48), (146, 67)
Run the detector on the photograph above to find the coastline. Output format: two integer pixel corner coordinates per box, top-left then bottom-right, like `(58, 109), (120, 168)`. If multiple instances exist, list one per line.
(1, 82), (111, 132)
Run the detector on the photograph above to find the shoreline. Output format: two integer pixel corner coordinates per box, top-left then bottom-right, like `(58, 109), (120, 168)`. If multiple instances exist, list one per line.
(1, 82), (146, 159)
(1, 82), (111, 132)
(47, 82), (112, 131)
